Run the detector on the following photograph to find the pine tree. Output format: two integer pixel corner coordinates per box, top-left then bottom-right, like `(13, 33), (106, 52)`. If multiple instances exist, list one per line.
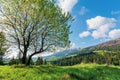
(36, 57), (43, 65)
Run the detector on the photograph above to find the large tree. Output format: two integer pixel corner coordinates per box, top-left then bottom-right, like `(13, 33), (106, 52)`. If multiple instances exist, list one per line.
(0, 0), (73, 65)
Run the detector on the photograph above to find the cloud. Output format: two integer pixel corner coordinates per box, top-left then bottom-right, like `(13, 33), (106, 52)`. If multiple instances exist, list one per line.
(86, 16), (116, 30)
(79, 31), (91, 38)
(70, 42), (76, 49)
(57, 0), (78, 13)
(86, 16), (116, 39)
(111, 11), (120, 15)
(109, 29), (120, 39)
(79, 6), (88, 15)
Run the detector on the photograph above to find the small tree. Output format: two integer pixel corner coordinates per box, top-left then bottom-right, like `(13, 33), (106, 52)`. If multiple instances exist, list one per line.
(0, 31), (7, 65)
(36, 57), (43, 65)
(0, 57), (3, 65)
(0, 32), (7, 55)
(9, 57), (20, 65)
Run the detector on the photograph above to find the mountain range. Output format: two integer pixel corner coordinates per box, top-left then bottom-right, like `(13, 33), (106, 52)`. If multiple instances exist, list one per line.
(46, 38), (120, 61)
(43, 48), (80, 60)
(51, 38), (120, 66)
(92, 38), (120, 48)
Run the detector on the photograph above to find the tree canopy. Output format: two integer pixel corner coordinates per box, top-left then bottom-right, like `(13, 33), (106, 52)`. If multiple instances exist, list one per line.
(0, 0), (73, 65)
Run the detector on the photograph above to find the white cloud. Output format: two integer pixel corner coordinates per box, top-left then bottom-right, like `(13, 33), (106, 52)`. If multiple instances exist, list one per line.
(79, 6), (88, 15)
(86, 16), (116, 39)
(86, 16), (116, 30)
(70, 42), (76, 49)
(57, 0), (78, 13)
(79, 31), (90, 38)
(109, 29), (120, 39)
(91, 30), (107, 39)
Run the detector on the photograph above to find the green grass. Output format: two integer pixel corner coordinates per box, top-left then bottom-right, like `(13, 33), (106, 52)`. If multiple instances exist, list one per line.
(0, 64), (120, 80)
(47, 56), (62, 61)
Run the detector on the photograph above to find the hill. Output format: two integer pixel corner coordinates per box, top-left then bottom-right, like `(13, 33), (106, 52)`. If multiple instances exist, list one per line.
(51, 38), (120, 66)
(95, 38), (120, 48)
(87, 38), (120, 50)
(0, 64), (120, 80)
(48, 37), (120, 60)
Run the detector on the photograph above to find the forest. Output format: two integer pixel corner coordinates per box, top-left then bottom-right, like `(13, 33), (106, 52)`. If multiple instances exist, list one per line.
(51, 45), (120, 66)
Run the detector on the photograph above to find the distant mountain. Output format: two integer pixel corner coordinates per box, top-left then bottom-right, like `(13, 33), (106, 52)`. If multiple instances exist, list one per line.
(84, 38), (120, 51)
(94, 38), (120, 48)
(45, 38), (120, 61)
(43, 48), (80, 60)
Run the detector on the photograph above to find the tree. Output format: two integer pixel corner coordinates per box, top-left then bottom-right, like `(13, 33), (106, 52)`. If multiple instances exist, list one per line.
(9, 57), (19, 65)
(0, 57), (3, 65)
(0, 0), (73, 65)
(43, 59), (47, 65)
(0, 31), (7, 55)
(36, 57), (43, 65)
(0, 31), (7, 64)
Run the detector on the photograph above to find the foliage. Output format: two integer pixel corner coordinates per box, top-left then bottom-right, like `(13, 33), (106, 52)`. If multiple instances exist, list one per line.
(0, 31), (7, 56)
(0, 64), (120, 80)
(36, 57), (47, 65)
(0, 31), (7, 65)
(36, 57), (43, 65)
(0, 0), (73, 65)
(0, 57), (3, 65)
(9, 58), (21, 65)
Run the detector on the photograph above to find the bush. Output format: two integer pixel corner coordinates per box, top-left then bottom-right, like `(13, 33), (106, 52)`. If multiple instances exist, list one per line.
(0, 56), (3, 65)
(9, 58), (21, 65)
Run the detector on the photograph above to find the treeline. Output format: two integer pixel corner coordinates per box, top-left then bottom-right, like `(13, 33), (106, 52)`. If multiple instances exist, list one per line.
(51, 45), (120, 66)
(2, 57), (47, 66)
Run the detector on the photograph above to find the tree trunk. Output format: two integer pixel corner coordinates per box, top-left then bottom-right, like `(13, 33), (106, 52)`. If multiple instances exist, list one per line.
(27, 51), (43, 65)
(27, 55), (32, 65)
(22, 50), (27, 64)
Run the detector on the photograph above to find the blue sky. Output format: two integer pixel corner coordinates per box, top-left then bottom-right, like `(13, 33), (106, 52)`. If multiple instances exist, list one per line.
(1, 0), (120, 58)
(58, 0), (120, 48)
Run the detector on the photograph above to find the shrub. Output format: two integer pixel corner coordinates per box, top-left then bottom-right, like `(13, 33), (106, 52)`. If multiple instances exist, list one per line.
(0, 56), (3, 65)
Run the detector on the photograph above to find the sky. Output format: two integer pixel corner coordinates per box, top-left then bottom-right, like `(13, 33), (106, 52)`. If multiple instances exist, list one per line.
(1, 0), (120, 58)
(57, 0), (120, 48)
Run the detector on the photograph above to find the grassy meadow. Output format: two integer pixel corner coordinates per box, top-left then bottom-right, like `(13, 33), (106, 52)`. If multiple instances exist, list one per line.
(0, 64), (120, 80)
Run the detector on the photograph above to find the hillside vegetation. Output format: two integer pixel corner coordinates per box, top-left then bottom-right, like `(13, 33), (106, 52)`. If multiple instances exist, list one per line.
(51, 39), (120, 66)
(0, 64), (120, 80)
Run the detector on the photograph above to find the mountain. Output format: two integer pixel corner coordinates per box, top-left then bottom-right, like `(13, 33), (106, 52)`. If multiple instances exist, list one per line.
(43, 48), (80, 61)
(47, 38), (120, 61)
(51, 38), (120, 66)
(80, 38), (120, 52)
(91, 38), (120, 48)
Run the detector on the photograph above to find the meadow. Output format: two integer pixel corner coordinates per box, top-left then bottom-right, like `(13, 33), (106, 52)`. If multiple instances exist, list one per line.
(0, 64), (120, 80)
